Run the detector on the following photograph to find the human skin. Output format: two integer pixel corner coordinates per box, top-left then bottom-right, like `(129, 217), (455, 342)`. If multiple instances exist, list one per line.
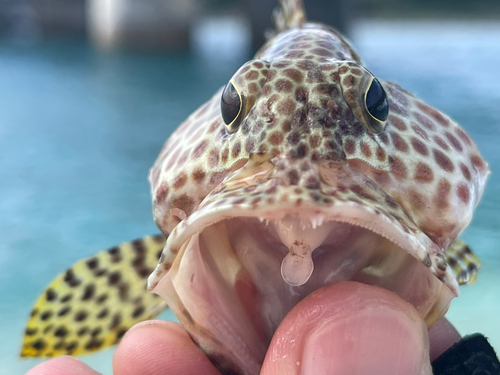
(25, 282), (461, 375)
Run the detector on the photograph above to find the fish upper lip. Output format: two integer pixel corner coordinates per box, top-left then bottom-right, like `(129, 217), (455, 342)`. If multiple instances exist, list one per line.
(149, 177), (459, 300)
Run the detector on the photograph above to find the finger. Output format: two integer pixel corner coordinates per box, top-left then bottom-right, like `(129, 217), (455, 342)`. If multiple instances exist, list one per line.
(428, 317), (461, 361)
(24, 356), (101, 375)
(261, 281), (432, 375)
(113, 320), (221, 375)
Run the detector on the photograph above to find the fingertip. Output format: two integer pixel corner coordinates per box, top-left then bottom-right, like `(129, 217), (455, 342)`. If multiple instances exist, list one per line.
(262, 282), (432, 375)
(113, 320), (221, 375)
(25, 356), (101, 375)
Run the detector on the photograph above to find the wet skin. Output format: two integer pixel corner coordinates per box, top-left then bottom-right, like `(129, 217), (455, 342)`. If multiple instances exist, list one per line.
(26, 282), (461, 375)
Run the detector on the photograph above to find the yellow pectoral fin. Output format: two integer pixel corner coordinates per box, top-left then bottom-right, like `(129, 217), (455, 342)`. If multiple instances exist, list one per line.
(21, 235), (168, 357)
(445, 238), (481, 286)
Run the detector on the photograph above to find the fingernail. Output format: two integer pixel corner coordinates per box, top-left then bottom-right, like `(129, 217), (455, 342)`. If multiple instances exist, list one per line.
(301, 306), (432, 375)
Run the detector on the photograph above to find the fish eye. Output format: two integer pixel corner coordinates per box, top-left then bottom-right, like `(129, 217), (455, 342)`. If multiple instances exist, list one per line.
(364, 78), (389, 134)
(221, 80), (245, 133)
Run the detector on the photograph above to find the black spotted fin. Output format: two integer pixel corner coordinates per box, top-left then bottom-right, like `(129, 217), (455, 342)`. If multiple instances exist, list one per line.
(445, 238), (481, 285)
(21, 235), (167, 357)
(273, 0), (307, 33)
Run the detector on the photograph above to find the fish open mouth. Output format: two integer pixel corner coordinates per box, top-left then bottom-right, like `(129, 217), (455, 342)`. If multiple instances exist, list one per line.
(149, 160), (458, 375)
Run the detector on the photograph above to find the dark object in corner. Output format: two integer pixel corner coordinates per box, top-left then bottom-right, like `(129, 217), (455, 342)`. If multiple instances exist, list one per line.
(432, 333), (500, 375)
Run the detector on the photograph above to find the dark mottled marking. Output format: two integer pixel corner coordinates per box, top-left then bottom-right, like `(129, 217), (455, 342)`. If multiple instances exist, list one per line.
(64, 269), (81, 287)
(232, 142), (241, 158)
(283, 68), (303, 83)
(31, 339), (46, 351)
(94, 268), (107, 277)
(295, 87), (307, 103)
(172, 193), (195, 217)
(221, 148), (229, 164)
(53, 341), (64, 350)
(409, 190), (426, 210)
(414, 112), (434, 130)
(46, 289), (57, 302)
(360, 142), (372, 158)
(173, 172), (188, 190)
(411, 124), (429, 141)
(118, 283), (130, 301)
(66, 342), (78, 352)
(43, 325), (53, 334)
(456, 128), (472, 146)
(192, 168), (206, 184)
(411, 137), (429, 156)
(457, 184), (471, 204)
(245, 138), (255, 153)
(54, 326), (68, 338)
(58, 306), (71, 317)
(208, 149), (219, 168)
(108, 247), (122, 263)
(25, 327), (38, 336)
(287, 132), (300, 145)
(109, 313), (122, 330)
(390, 131), (409, 152)
(96, 307), (109, 320)
(471, 154), (486, 171)
(436, 179), (451, 209)
(433, 149), (454, 172)
(342, 75), (356, 87)
(75, 310), (88, 322)
(278, 98), (296, 115)
(86, 258), (99, 270)
(81, 284), (95, 301)
(377, 132), (389, 145)
(30, 308), (39, 317)
(445, 132), (463, 151)
(376, 147), (386, 162)
(434, 136), (449, 151)
(77, 327), (88, 336)
(108, 271), (121, 286)
(132, 306), (145, 319)
(275, 79), (293, 93)
(245, 70), (259, 80)
(96, 294), (108, 304)
(85, 338), (104, 351)
(192, 140), (208, 158)
(116, 328), (128, 340)
(389, 156), (407, 178)
(344, 139), (355, 154)
(269, 131), (284, 145)
(155, 182), (169, 204)
(460, 163), (472, 181)
(415, 163), (434, 183)
(418, 102), (449, 127)
(293, 143), (308, 158)
(91, 327), (102, 337)
(351, 185), (375, 201)
(40, 311), (52, 321)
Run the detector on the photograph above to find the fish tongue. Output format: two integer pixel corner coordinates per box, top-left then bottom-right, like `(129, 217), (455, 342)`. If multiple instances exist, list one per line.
(272, 216), (334, 286)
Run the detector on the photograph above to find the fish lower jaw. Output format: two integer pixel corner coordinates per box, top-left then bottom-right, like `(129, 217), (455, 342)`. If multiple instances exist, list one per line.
(152, 211), (455, 375)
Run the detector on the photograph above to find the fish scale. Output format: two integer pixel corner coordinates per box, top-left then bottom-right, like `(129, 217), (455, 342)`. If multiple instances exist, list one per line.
(23, 1), (488, 373)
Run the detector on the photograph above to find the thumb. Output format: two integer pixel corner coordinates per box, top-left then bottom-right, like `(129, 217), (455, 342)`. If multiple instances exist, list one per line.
(261, 281), (432, 375)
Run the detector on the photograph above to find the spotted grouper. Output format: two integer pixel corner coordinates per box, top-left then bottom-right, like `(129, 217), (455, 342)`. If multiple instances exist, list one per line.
(22, 1), (489, 374)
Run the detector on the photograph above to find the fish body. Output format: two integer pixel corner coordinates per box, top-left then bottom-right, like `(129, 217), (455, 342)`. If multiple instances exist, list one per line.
(23, 1), (488, 374)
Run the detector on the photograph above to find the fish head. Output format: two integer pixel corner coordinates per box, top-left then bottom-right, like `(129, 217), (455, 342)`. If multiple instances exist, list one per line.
(147, 24), (489, 375)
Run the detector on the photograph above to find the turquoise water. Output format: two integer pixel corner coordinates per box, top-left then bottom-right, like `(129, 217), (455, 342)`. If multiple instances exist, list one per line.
(1, 20), (499, 374)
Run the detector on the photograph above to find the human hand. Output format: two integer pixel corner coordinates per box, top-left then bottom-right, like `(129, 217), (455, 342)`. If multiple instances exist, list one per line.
(25, 282), (461, 375)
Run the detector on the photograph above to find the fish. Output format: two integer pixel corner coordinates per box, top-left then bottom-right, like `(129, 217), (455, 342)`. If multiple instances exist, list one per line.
(21, 0), (489, 374)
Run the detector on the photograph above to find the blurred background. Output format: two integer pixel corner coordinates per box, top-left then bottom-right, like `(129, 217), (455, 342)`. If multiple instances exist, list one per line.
(1, 0), (499, 374)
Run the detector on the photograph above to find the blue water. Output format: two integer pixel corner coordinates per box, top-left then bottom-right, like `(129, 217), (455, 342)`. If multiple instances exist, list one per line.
(1, 20), (499, 374)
